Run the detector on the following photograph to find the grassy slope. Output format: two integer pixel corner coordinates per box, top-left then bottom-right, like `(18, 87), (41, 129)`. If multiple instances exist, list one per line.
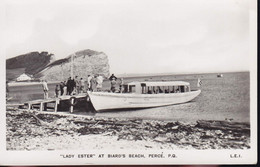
(6, 52), (53, 80)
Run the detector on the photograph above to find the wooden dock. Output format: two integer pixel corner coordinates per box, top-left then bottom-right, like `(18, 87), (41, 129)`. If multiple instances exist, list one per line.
(24, 93), (88, 113)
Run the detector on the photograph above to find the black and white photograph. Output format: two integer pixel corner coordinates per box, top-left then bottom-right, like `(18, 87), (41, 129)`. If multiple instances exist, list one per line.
(1, 0), (257, 165)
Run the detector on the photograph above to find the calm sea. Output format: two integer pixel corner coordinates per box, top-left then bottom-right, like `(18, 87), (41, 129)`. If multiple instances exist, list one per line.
(7, 72), (250, 123)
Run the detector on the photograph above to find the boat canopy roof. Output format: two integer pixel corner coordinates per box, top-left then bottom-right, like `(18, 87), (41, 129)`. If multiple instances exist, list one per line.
(127, 81), (190, 87)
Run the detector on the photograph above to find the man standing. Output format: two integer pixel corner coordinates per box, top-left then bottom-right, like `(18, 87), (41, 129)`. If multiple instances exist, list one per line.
(109, 74), (117, 81)
(72, 77), (76, 95)
(66, 77), (72, 95)
(42, 80), (49, 99)
(96, 74), (104, 92)
(110, 78), (117, 93)
(79, 78), (85, 93)
(66, 77), (70, 95)
(59, 81), (65, 96)
(90, 75), (97, 92)
(87, 75), (92, 90)
(109, 74), (117, 92)
(75, 76), (80, 94)
(119, 78), (124, 93)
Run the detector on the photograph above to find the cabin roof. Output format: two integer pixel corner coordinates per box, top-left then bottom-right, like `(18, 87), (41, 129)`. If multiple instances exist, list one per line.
(127, 81), (190, 86)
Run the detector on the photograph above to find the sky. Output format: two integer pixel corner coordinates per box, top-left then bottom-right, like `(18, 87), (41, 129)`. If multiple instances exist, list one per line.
(4, 0), (251, 74)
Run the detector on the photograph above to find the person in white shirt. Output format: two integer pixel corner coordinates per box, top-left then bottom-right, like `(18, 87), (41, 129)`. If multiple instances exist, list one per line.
(79, 78), (85, 93)
(42, 80), (49, 99)
(87, 75), (92, 90)
(96, 74), (104, 91)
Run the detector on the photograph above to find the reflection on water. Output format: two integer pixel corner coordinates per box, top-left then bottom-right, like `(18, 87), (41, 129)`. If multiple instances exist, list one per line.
(7, 72), (250, 123)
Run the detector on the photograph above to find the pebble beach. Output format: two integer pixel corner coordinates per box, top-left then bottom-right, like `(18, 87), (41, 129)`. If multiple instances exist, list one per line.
(6, 107), (250, 150)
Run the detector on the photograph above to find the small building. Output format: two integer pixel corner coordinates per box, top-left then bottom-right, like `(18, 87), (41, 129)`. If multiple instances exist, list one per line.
(16, 73), (33, 82)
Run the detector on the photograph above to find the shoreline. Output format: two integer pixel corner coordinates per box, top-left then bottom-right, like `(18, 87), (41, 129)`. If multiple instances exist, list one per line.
(6, 107), (250, 150)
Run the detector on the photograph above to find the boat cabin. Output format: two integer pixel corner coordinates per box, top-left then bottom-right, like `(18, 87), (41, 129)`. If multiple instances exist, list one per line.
(123, 81), (191, 94)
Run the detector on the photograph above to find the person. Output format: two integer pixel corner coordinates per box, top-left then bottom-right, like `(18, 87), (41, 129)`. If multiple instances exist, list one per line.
(158, 87), (163, 93)
(59, 82), (65, 96)
(87, 75), (92, 90)
(90, 75), (97, 92)
(42, 80), (49, 99)
(55, 85), (60, 97)
(67, 77), (75, 95)
(63, 80), (67, 95)
(66, 77), (72, 95)
(109, 74), (117, 81)
(110, 78), (117, 93)
(119, 78), (124, 93)
(176, 88), (180, 93)
(96, 74), (104, 91)
(75, 76), (80, 94)
(71, 77), (76, 95)
(79, 78), (85, 93)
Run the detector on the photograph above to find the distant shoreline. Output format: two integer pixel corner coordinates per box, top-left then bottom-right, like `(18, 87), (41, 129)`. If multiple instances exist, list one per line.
(8, 71), (249, 86)
(116, 71), (249, 78)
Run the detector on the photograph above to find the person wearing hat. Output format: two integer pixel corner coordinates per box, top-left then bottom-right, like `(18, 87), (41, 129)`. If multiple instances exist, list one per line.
(109, 74), (117, 81)
(110, 77), (117, 93)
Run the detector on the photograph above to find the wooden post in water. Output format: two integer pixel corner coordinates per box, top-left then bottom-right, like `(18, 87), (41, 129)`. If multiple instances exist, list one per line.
(44, 103), (47, 111)
(54, 99), (60, 113)
(28, 103), (31, 111)
(70, 98), (74, 113)
(40, 102), (43, 112)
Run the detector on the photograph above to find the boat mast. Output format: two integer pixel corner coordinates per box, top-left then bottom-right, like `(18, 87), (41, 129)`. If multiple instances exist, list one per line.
(70, 54), (74, 78)
(61, 62), (64, 80)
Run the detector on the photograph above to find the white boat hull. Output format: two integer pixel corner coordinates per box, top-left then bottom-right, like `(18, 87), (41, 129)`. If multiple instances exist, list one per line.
(87, 90), (201, 112)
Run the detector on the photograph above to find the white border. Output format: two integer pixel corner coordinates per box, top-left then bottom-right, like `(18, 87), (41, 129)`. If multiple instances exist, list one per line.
(0, 0), (257, 165)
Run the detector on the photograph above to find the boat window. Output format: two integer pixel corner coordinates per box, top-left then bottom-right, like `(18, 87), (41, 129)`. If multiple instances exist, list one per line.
(176, 86), (180, 93)
(169, 86), (174, 93)
(158, 86), (163, 93)
(185, 86), (190, 92)
(165, 86), (170, 93)
(122, 85), (128, 93)
(141, 85), (146, 94)
(171, 86), (175, 93)
(147, 86), (152, 94)
(180, 86), (185, 92)
(129, 85), (136, 93)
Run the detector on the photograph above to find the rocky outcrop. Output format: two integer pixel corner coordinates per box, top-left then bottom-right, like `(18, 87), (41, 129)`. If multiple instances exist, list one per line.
(36, 49), (110, 81)
(6, 51), (55, 75)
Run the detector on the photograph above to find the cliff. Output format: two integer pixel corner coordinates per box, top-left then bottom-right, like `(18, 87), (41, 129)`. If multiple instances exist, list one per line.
(6, 52), (55, 81)
(35, 49), (110, 81)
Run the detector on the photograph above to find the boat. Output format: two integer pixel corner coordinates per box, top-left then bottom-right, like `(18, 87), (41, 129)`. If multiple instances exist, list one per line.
(217, 74), (223, 77)
(87, 81), (201, 111)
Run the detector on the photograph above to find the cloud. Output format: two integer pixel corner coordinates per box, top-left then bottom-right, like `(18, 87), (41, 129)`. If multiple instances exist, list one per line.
(5, 0), (250, 74)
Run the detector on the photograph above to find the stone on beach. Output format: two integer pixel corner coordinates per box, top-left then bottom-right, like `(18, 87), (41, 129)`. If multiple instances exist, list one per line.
(6, 108), (250, 150)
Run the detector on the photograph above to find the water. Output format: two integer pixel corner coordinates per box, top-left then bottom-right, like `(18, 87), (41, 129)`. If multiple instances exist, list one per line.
(7, 72), (250, 123)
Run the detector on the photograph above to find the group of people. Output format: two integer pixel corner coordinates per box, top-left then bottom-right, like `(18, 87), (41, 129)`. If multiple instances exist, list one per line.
(87, 74), (104, 92)
(42, 73), (122, 99)
(109, 74), (124, 93)
(54, 75), (104, 97)
(59, 76), (86, 96)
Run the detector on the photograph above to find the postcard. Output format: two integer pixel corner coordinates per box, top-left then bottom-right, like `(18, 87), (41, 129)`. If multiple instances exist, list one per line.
(0, 0), (257, 165)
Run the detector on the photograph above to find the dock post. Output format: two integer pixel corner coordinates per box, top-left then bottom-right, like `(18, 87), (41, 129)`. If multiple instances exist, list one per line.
(40, 102), (43, 112)
(70, 98), (74, 113)
(54, 98), (60, 113)
(28, 103), (31, 111)
(44, 103), (47, 111)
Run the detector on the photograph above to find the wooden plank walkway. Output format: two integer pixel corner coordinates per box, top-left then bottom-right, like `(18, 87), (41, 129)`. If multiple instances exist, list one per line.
(24, 93), (88, 113)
